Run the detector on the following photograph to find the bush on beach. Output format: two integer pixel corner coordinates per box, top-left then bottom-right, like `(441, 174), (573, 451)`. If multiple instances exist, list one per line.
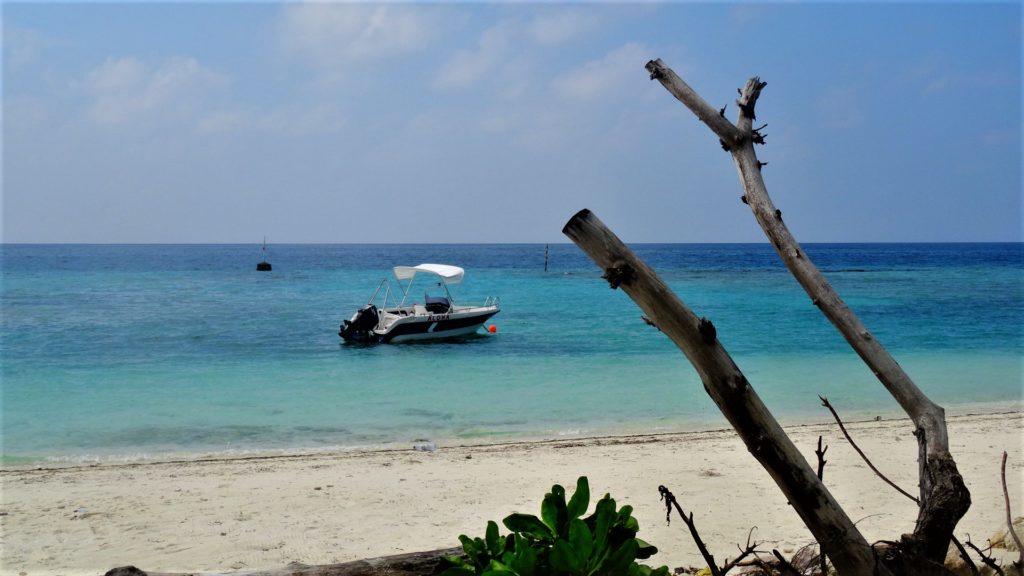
(441, 476), (669, 576)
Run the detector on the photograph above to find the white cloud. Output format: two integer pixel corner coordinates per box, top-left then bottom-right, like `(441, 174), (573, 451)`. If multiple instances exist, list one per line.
(435, 10), (603, 91)
(280, 3), (439, 69)
(197, 104), (347, 136)
(527, 9), (600, 47)
(83, 56), (228, 126)
(551, 43), (651, 102)
(814, 86), (866, 129)
(923, 70), (1007, 95)
(434, 19), (518, 90)
(4, 25), (42, 68)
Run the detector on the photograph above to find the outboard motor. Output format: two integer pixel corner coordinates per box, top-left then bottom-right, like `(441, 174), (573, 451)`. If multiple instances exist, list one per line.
(339, 305), (380, 343)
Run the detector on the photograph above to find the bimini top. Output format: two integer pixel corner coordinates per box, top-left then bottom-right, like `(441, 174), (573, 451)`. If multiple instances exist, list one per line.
(393, 264), (465, 284)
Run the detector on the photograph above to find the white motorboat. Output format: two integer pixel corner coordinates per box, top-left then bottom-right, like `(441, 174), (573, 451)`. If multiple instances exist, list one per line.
(339, 264), (500, 344)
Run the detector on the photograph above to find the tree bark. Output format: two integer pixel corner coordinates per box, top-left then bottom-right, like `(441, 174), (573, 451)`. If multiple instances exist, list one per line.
(644, 58), (970, 563)
(562, 209), (879, 574)
(104, 547), (462, 576)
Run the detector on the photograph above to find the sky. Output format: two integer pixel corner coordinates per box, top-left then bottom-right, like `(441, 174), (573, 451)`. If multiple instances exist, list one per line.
(3, 2), (1021, 243)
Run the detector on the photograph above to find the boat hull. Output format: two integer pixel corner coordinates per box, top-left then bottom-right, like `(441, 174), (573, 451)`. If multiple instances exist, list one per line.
(383, 309), (498, 343)
(340, 307), (498, 344)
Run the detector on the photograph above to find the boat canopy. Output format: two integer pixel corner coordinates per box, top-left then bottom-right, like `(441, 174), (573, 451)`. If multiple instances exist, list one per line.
(393, 264), (465, 285)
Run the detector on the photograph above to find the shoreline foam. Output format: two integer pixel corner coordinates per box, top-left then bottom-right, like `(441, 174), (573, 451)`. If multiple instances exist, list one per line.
(4, 401), (1020, 471)
(2, 411), (1021, 575)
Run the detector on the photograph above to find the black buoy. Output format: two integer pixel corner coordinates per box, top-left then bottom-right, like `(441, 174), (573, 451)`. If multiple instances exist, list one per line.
(257, 237), (272, 271)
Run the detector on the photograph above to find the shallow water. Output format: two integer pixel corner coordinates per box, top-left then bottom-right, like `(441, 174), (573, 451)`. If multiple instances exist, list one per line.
(2, 243), (1021, 464)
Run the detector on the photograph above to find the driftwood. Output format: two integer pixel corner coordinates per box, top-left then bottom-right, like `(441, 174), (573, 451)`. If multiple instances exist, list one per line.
(563, 209), (876, 573)
(104, 547), (461, 576)
(1001, 451), (1024, 569)
(643, 58), (970, 564)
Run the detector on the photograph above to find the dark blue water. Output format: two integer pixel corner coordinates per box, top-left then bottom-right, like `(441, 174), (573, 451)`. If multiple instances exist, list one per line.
(2, 243), (1021, 464)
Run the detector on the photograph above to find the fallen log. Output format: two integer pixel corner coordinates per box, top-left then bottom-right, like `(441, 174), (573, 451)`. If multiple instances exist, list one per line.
(104, 547), (462, 576)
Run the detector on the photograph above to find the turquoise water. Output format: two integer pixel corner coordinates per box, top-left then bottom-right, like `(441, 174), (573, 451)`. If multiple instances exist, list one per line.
(2, 243), (1021, 464)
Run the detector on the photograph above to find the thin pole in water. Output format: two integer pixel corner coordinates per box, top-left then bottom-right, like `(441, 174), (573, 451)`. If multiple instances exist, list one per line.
(544, 244), (549, 272)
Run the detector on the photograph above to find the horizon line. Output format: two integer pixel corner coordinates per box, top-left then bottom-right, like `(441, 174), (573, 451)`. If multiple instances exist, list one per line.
(3, 240), (1022, 246)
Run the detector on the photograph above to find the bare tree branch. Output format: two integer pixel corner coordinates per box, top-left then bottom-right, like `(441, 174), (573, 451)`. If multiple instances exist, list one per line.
(821, 397), (982, 575)
(660, 485), (723, 576)
(1001, 451), (1024, 568)
(660, 486), (762, 576)
(815, 435), (830, 576)
(815, 435), (828, 482)
(719, 527), (762, 575)
(949, 534), (982, 576)
(564, 209), (877, 573)
(644, 58), (970, 563)
(964, 537), (1006, 576)
(646, 61), (740, 147)
(820, 396), (919, 504)
(771, 550), (801, 576)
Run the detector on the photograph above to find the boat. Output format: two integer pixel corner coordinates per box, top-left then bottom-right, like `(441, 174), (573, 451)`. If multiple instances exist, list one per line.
(339, 263), (500, 344)
(256, 237), (272, 271)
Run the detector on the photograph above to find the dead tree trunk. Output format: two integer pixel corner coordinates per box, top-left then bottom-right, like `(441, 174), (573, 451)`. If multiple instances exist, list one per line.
(643, 58), (970, 564)
(104, 547), (461, 576)
(562, 209), (879, 574)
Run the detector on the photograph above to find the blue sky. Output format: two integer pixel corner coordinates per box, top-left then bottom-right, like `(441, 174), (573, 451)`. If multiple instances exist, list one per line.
(3, 2), (1021, 243)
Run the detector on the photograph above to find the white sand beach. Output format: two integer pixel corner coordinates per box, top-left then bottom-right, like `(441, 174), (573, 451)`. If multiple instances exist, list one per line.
(2, 411), (1022, 575)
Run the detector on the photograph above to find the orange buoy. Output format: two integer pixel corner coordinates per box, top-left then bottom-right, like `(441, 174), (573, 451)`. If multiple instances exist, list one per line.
(487, 325), (498, 333)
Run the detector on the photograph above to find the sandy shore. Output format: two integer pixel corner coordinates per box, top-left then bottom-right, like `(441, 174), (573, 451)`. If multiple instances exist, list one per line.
(2, 411), (1022, 575)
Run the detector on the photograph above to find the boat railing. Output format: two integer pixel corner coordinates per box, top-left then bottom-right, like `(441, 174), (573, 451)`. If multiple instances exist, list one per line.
(369, 278), (498, 313)
(368, 278), (402, 310)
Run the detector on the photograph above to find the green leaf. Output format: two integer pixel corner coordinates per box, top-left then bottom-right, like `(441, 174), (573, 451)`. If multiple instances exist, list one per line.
(628, 564), (649, 576)
(568, 519), (594, 566)
(551, 540), (583, 574)
(623, 516), (640, 533)
(566, 476), (590, 519)
(602, 538), (639, 575)
(459, 534), (481, 559)
(541, 484), (568, 535)
(460, 536), (491, 570)
(486, 521), (502, 557)
(439, 567), (477, 576)
(615, 506), (640, 534)
(589, 496), (617, 560)
(441, 554), (467, 565)
(629, 563), (668, 576)
(482, 559), (519, 576)
(634, 538), (658, 560)
(503, 513), (553, 541)
(510, 534), (538, 576)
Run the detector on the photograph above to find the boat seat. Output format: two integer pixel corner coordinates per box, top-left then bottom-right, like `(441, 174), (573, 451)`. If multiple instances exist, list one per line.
(425, 295), (451, 314)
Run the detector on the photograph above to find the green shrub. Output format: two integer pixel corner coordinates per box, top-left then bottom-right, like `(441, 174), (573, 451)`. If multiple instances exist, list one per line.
(442, 477), (670, 576)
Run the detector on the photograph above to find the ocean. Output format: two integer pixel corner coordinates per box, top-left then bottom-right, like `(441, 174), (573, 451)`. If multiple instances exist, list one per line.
(1, 243), (1021, 465)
